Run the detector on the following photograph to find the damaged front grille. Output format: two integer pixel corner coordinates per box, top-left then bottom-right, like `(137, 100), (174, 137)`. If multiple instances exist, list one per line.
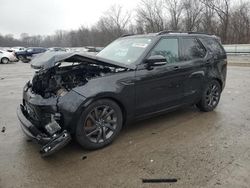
(25, 103), (39, 121)
(23, 100), (56, 128)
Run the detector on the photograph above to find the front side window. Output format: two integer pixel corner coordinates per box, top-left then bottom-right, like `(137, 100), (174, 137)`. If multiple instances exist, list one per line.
(181, 38), (206, 61)
(97, 37), (153, 65)
(149, 38), (179, 64)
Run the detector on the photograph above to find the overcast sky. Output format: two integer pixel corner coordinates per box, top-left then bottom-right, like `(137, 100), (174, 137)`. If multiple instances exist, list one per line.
(0, 0), (139, 38)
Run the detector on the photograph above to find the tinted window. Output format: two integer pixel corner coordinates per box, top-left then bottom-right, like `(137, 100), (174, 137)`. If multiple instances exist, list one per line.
(182, 38), (206, 60)
(200, 37), (224, 56)
(150, 38), (179, 64)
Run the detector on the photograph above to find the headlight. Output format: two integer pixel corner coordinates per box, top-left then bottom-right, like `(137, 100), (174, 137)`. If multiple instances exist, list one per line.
(56, 88), (68, 97)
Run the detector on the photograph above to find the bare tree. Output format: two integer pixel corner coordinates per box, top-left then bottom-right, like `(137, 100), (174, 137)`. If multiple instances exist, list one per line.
(2, 1), (250, 47)
(98, 5), (131, 37)
(200, 0), (217, 34)
(229, 2), (250, 43)
(201, 0), (231, 43)
(165, 0), (183, 30)
(136, 0), (166, 33)
(182, 0), (203, 31)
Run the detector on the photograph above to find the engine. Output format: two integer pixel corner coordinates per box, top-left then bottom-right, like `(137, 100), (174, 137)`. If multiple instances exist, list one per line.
(31, 64), (112, 98)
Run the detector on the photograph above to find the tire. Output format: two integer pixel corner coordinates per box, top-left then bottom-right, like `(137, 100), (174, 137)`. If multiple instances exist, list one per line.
(197, 80), (222, 112)
(1, 57), (9, 64)
(22, 58), (30, 63)
(76, 99), (123, 150)
(17, 55), (24, 61)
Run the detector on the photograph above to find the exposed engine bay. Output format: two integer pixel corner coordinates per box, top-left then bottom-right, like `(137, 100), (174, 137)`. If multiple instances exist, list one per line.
(31, 63), (126, 98)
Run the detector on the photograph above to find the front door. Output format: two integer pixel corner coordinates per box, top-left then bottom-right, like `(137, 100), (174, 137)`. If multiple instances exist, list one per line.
(135, 37), (186, 117)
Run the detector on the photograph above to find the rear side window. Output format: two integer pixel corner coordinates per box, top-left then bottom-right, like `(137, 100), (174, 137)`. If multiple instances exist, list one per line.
(181, 38), (206, 61)
(200, 37), (225, 56)
(150, 38), (179, 64)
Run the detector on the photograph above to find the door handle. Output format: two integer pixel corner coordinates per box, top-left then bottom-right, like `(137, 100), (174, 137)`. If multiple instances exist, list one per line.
(173, 66), (180, 70)
(120, 80), (135, 86)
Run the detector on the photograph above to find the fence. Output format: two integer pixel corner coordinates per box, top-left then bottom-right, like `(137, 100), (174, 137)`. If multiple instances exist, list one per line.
(223, 44), (250, 54)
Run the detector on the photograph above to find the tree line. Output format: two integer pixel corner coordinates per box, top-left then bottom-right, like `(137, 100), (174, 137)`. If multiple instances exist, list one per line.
(0, 0), (250, 47)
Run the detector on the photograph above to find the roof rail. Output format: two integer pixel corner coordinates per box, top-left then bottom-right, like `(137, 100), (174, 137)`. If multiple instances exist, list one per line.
(121, 34), (134, 37)
(157, 30), (211, 35)
(157, 30), (187, 35)
(187, 31), (211, 35)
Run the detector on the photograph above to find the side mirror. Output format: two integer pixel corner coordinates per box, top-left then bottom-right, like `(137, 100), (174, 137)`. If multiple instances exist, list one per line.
(145, 55), (167, 68)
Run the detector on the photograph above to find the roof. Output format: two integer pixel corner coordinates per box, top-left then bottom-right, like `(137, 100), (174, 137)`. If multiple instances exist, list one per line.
(121, 31), (215, 38)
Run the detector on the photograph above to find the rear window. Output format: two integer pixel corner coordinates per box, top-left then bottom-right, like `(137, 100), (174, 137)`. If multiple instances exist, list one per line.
(181, 38), (206, 60)
(199, 37), (225, 56)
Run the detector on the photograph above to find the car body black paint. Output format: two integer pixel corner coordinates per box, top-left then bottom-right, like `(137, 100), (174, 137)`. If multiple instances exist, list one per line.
(17, 32), (227, 155)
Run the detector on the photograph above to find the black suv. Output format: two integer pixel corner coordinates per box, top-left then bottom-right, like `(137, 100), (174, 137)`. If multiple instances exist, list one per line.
(17, 31), (227, 156)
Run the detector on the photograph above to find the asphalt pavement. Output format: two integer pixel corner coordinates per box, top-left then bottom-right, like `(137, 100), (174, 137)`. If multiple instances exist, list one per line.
(0, 62), (250, 188)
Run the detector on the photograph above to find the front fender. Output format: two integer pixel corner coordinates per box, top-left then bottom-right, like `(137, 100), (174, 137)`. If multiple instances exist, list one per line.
(57, 90), (86, 132)
(72, 72), (136, 126)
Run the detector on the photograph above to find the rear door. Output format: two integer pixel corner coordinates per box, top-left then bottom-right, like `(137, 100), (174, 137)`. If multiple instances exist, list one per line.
(179, 37), (207, 103)
(199, 37), (227, 89)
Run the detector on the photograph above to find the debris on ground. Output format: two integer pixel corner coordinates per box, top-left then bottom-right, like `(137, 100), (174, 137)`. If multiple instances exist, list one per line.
(1, 126), (6, 133)
(142, 178), (178, 183)
(82, 155), (87, 160)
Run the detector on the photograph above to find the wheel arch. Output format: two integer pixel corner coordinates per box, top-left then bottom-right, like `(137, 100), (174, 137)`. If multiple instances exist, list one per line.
(213, 77), (223, 90)
(71, 95), (128, 133)
(206, 75), (223, 90)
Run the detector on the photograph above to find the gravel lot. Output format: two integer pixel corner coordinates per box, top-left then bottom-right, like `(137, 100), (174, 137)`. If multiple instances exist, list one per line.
(0, 62), (250, 188)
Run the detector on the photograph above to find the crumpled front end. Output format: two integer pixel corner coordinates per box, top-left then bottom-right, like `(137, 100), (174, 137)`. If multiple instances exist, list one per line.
(17, 81), (86, 157)
(17, 104), (71, 157)
(17, 52), (126, 156)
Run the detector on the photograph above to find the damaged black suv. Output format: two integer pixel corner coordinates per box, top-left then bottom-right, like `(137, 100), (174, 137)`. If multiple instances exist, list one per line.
(17, 31), (227, 156)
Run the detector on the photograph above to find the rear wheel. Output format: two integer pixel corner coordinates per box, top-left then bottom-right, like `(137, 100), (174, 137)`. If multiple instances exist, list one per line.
(76, 99), (123, 150)
(17, 55), (24, 61)
(22, 58), (30, 63)
(1, 57), (9, 64)
(197, 80), (221, 112)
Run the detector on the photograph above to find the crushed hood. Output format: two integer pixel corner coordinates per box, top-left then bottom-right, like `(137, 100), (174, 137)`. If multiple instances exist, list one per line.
(30, 52), (135, 70)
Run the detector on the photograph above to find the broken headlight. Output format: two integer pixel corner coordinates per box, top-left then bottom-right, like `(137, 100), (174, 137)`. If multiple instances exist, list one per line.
(56, 88), (68, 97)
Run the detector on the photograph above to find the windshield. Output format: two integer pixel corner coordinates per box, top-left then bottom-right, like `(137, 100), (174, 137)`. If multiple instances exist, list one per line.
(97, 37), (152, 65)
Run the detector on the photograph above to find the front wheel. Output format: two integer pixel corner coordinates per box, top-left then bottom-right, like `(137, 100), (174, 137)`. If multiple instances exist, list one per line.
(1, 57), (9, 64)
(197, 80), (222, 112)
(76, 99), (123, 150)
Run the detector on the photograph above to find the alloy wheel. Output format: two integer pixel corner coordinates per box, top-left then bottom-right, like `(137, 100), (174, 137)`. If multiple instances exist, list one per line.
(205, 83), (220, 108)
(83, 105), (118, 143)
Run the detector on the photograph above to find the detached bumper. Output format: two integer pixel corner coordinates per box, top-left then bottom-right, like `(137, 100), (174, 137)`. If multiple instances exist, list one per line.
(17, 105), (71, 157)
